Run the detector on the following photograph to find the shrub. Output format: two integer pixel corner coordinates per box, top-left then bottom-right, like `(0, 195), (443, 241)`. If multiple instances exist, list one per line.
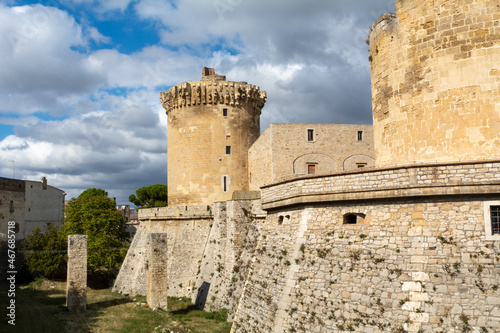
(22, 225), (67, 279)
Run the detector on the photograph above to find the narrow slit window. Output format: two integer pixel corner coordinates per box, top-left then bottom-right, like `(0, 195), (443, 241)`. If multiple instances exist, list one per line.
(357, 131), (363, 141)
(491, 206), (500, 235)
(223, 108), (228, 117)
(222, 176), (228, 192)
(9, 200), (14, 213)
(307, 129), (314, 142)
(226, 146), (231, 155)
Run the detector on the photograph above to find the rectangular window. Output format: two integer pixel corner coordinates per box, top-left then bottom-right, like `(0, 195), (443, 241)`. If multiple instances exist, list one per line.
(307, 129), (314, 142)
(307, 164), (316, 175)
(357, 131), (363, 141)
(223, 108), (228, 116)
(484, 202), (500, 240)
(226, 146), (231, 154)
(491, 206), (500, 235)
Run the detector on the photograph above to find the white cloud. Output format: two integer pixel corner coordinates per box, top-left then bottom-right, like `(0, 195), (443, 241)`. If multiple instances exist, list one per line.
(0, 0), (396, 204)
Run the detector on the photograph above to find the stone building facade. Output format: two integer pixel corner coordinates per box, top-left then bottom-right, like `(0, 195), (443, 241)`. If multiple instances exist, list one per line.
(248, 123), (374, 191)
(369, 0), (500, 167)
(114, 1), (500, 332)
(0, 177), (65, 240)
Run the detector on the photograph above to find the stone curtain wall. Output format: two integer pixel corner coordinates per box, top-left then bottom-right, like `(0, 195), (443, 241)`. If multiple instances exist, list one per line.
(369, 0), (500, 167)
(261, 161), (500, 209)
(232, 198), (500, 333)
(192, 200), (265, 320)
(114, 200), (265, 320)
(113, 206), (213, 297)
(231, 161), (500, 332)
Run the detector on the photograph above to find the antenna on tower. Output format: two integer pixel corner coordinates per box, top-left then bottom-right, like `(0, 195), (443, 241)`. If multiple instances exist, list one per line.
(8, 160), (15, 179)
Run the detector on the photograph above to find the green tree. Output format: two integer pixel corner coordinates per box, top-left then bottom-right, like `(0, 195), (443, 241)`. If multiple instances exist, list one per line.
(129, 184), (168, 208)
(22, 224), (67, 279)
(64, 189), (129, 273)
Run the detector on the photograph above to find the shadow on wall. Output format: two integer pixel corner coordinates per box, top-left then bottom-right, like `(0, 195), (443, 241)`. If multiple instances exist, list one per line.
(195, 281), (210, 310)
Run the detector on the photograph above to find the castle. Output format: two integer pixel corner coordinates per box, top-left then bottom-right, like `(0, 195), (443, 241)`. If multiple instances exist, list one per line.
(113, 1), (500, 332)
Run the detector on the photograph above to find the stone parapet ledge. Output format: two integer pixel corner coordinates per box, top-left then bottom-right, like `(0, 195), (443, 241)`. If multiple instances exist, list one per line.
(139, 205), (213, 221)
(261, 160), (500, 210)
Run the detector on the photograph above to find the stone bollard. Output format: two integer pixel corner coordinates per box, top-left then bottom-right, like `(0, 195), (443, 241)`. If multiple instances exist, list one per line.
(147, 233), (168, 310)
(66, 235), (87, 312)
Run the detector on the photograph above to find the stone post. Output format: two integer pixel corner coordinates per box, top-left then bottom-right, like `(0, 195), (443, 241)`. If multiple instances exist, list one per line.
(147, 233), (168, 310)
(66, 235), (87, 312)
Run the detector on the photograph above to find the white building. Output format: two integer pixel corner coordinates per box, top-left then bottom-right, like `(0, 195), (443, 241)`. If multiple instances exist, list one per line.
(0, 177), (65, 240)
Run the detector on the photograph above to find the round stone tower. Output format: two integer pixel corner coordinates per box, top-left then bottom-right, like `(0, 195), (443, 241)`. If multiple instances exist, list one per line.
(368, 0), (500, 167)
(161, 68), (267, 206)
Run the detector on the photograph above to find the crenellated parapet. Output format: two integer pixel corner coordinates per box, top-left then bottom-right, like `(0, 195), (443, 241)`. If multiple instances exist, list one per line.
(160, 80), (267, 115)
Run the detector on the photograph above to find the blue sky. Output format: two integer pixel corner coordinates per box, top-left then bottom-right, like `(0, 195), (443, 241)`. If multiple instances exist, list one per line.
(0, 0), (395, 204)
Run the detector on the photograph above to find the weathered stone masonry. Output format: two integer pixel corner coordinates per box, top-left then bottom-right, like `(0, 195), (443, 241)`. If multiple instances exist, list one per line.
(113, 200), (265, 320)
(66, 235), (87, 312)
(369, 0), (500, 167)
(231, 161), (500, 332)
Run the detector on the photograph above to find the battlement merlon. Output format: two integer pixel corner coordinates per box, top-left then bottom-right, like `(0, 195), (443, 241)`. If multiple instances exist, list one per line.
(160, 77), (267, 115)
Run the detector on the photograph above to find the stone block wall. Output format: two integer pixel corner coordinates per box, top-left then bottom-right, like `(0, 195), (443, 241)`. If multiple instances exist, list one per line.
(113, 205), (213, 297)
(231, 161), (500, 332)
(261, 161), (500, 209)
(369, 0), (500, 167)
(233, 197), (500, 333)
(248, 124), (375, 191)
(114, 200), (265, 320)
(192, 200), (265, 320)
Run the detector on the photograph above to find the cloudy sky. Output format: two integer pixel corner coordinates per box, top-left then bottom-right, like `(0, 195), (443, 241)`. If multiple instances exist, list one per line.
(0, 0), (395, 205)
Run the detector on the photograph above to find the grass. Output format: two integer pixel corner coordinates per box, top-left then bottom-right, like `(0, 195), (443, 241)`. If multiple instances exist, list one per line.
(0, 279), (232, 333)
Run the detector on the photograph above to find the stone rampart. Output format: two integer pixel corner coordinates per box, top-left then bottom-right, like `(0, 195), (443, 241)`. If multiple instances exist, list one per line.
(192, 200), (265, 320)
(262, 160), (500, 209)
(232, 161), (500, 332)
(113, 205), (213, 297)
